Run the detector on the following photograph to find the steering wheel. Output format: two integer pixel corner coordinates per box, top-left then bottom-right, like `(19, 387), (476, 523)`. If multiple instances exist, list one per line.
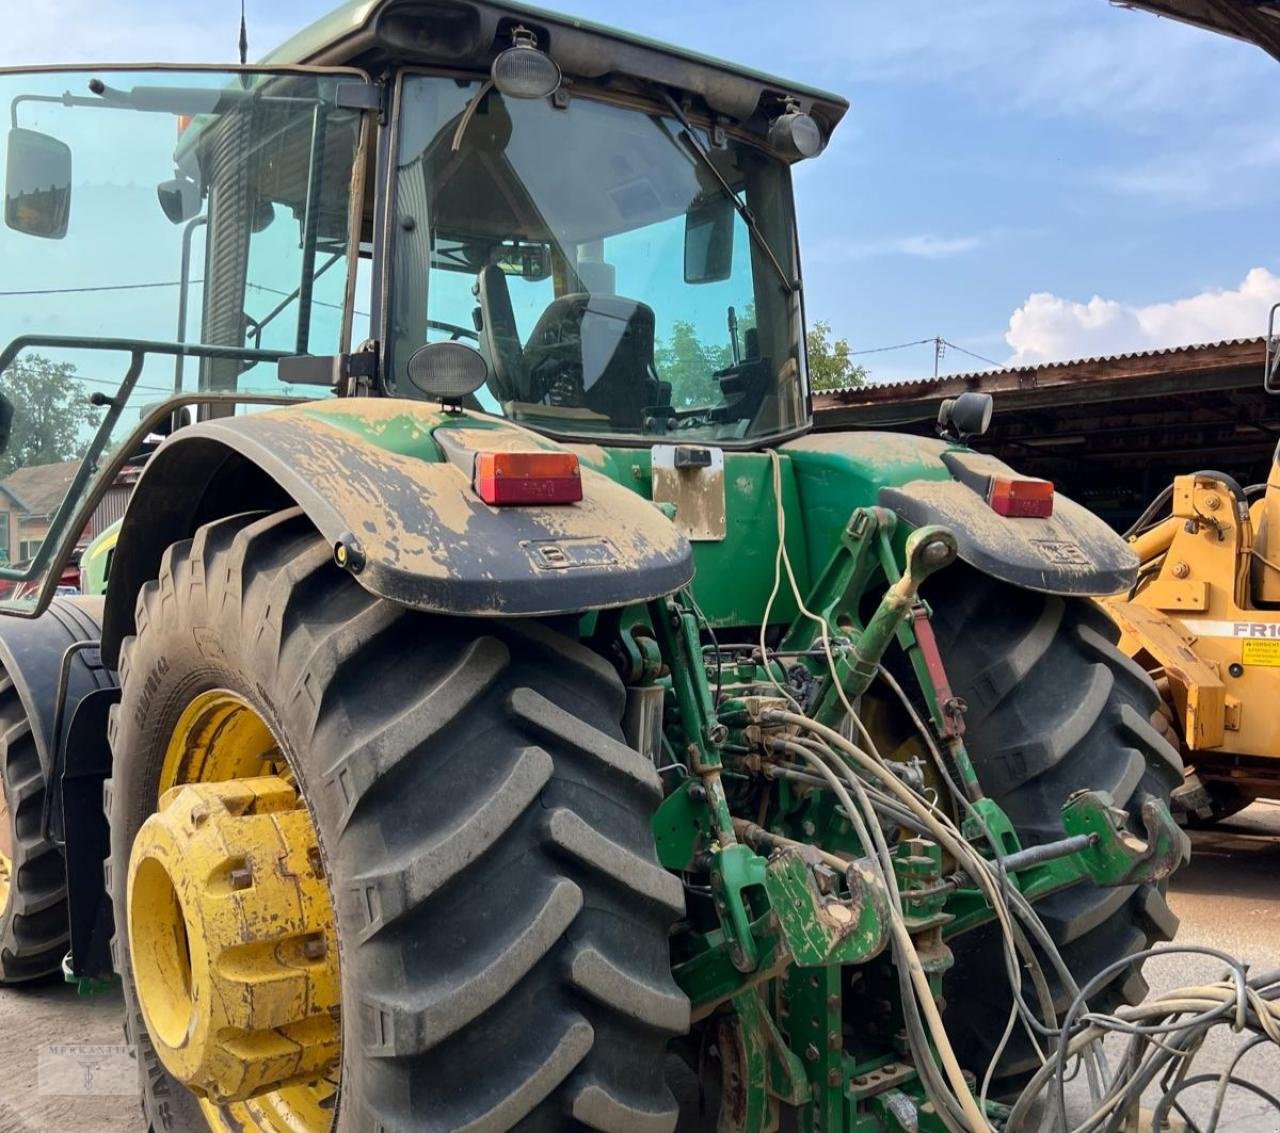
(427, 318), (479, 343)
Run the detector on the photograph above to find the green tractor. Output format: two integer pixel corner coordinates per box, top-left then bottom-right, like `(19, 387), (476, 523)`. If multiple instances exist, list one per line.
(0, 4), (1187, 1131)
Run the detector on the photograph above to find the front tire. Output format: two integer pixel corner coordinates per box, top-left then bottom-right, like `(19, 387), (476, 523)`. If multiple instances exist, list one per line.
(107, 508), (688, 1132)
(922, 567), (1185, 1095)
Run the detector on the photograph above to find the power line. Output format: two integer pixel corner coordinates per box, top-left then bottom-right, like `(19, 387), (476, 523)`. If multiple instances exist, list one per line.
(846, 334), (1009, 374)
(939, 338), (1008, 371)
(0, 280), (186, 298)
(850, 337), (934, 357)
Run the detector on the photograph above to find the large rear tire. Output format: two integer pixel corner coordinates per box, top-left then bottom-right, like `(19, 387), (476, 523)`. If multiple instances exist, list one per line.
(922, 567), (1185, 1095)
(107, 508), (688, 1132)
(0, 672), (68, 982)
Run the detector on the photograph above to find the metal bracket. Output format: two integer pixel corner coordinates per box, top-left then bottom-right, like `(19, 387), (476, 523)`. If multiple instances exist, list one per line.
(651, 444), (726, 541)
(762, 848), (889, 968)
(717, 988), (811, 1133)
(1061, 789), (1190, 887)
(335, 81), (385, 117)
(278, 346), (378, 390)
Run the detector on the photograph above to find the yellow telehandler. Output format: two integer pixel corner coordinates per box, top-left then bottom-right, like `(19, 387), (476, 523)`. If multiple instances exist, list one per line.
(1105, 310), (1280, 822)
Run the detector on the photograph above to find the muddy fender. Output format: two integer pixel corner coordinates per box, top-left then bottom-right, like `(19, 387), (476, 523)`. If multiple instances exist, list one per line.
(102, 400), (692, 666)
(785, 432), (1135, 597)
(880, 447), (1135, 596)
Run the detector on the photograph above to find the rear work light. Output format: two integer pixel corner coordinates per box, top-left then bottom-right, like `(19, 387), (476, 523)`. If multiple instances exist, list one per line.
(474, 451), (583, 506)
(987, 475), (1054, 518)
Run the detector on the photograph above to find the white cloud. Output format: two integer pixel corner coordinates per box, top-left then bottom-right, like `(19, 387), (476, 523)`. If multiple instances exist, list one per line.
(1102, 123), (1280, 207)
(1004, 267), (1280, 364)
(895, 234), (983, 258)
(814, 232), (985, 263)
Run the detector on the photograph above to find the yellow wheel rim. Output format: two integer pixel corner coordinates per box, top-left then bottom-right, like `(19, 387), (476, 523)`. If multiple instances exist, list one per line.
(128, 690), (340, 1133)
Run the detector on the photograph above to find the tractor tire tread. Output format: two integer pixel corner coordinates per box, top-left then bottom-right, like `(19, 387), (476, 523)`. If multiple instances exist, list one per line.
(107, 507), (687, 1133)
(0, 675), (68, 982)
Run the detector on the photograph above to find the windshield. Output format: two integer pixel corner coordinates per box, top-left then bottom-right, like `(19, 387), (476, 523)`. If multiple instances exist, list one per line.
(390, 76), (807, 444)
(0, 67), (368, 610)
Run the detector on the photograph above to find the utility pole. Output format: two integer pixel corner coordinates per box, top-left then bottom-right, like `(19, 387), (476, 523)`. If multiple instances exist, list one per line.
(933, 336), (945, 380)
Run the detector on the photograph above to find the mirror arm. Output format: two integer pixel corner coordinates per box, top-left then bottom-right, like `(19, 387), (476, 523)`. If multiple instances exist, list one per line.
(0, 334), (287, 378)
(10, 91), (103, 128)
(652, 87), (799, 295)
(174, 216), (209, 391)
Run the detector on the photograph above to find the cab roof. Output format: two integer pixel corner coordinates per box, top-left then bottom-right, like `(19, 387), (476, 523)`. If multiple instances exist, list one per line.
(264, 0), (849, 147)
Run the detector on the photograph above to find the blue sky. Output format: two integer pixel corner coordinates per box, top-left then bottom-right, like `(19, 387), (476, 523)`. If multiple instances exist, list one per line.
(7, 0), (1278, 381)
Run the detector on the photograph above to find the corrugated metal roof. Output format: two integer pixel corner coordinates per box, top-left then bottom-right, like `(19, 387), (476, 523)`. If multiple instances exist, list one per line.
(818, 337), (1267, 405)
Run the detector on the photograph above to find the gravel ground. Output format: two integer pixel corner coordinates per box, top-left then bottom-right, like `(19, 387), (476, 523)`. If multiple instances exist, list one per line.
(3, 804), (1279, 1132)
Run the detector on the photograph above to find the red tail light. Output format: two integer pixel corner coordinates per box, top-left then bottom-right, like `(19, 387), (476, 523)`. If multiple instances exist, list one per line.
(988, 475), (1054, 518)
(474, 451), (583, 506)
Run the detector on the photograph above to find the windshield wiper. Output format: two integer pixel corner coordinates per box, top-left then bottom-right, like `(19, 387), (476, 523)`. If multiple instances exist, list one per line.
(654, 89), (799, 295)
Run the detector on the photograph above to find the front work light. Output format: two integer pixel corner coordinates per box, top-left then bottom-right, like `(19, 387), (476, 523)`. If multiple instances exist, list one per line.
(491, 26), (561, 100)
(768, 100), (822, 160)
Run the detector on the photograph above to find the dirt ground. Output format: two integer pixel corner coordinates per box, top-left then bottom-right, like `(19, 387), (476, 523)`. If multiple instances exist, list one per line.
(2, 804), (1279, 1132)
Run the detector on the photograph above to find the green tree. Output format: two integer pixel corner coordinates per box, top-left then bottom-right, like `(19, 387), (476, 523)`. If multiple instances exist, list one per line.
(806, 320), (867, 392)
(654, 320), (732, 408)
(0, 354), (96, 476)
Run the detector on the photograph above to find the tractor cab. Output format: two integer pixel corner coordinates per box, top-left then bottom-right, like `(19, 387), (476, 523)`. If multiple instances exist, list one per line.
(0, 0), (846, 616)
(386, 66), (809, 444)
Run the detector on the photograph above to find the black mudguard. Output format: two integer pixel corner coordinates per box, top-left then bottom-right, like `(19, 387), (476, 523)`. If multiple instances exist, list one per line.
(0, 597), (112, 783)
(60, 686), (117, 979)
(787, 431), (1135, 597)
(879, 448), (1136, 596)
(0, 597), (117, 978)
(101, 400), (692, 668)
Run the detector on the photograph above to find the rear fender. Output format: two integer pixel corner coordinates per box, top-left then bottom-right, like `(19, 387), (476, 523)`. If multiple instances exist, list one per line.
(787, 432), (1136, 596)
(0, 597), (111, 783)
(0, 598), (117, 979)
(101, 400), (692, 667)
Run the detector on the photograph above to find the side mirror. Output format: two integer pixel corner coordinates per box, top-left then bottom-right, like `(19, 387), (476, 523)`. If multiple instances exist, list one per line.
(156, 175), (202, 225)
(5, 127), (72, 239)
(684, 194), (734, 284)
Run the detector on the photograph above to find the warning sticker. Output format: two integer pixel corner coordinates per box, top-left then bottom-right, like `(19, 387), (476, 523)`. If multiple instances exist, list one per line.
(1242, 639), (1280, 667)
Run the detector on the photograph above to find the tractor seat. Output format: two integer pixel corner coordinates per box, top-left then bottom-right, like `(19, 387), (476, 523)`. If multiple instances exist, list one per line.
(523, 293), (661, 428)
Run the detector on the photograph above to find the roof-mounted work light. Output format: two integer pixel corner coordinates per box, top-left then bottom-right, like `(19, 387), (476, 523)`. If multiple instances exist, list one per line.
(491, 26), (561, 100)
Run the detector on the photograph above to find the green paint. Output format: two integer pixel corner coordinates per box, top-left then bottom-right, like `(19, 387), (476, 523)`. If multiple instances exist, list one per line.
(290, 401), (448, 460)
(78, 519), (118, 596)
(763, 849), (887, 968)
(1062, 789), (1189, 886)
(597, 450), (812, 627)
(652, 778), (710, 872)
